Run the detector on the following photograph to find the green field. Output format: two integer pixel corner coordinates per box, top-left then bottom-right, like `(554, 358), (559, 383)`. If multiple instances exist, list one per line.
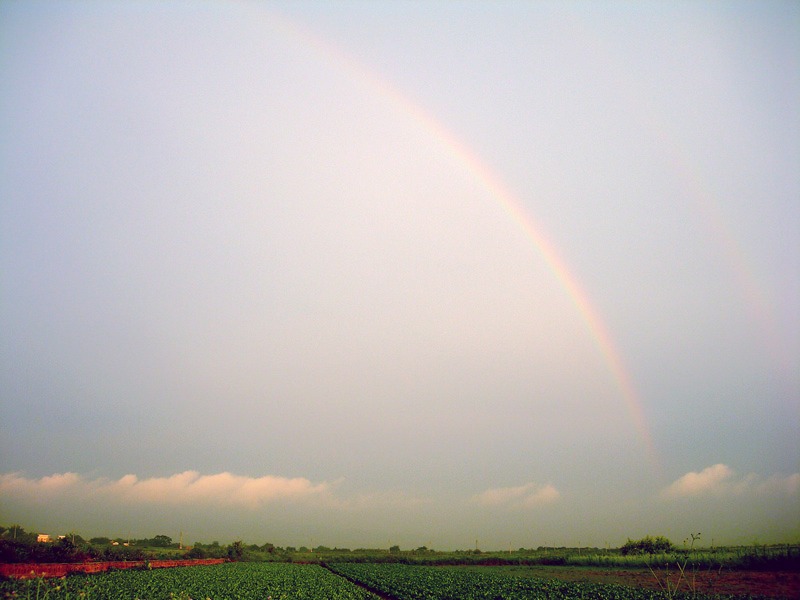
(328, 562), (779, 600)
(0, 562), (379, 599)
(1, 561), (789, 599)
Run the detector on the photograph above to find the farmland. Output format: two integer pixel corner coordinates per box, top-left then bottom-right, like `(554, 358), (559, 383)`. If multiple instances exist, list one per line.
(1, 561), (795, 599)
(1, 529), (798, 599)
(0, 562), (380, 599)
(328, 562), (788, 599)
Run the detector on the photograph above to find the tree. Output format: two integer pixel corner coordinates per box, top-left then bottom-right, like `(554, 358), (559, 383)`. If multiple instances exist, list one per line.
(53, 536), (77, 560)
(227, 540), (244, 561)
(151, 535), (173, 547)
(66, 532), (86, 545)
(90, 537), (111, 545)
(1, 525), (36, 544)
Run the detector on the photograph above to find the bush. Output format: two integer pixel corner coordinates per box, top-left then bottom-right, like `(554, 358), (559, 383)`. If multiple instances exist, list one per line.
(186, 546), (207, 559)
(620, 535), (674, 555)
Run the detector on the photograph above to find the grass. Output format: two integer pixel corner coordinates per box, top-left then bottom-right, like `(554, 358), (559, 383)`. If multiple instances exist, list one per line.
(282, 543), (800, 571)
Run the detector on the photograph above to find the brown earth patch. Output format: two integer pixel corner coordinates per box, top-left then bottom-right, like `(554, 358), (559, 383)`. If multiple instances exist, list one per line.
(502, 565), (800, 599)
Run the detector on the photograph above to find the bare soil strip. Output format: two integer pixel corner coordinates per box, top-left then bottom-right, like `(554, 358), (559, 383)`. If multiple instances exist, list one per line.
(449, 565), (800, 599)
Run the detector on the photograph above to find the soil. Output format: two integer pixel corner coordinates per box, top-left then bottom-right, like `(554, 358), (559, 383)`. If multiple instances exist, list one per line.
(496, 565), (800, 599)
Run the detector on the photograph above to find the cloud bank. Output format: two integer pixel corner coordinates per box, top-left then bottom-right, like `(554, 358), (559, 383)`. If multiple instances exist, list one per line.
(472, 483), (560, 508)
(662, 464), (800, 499)
(0, 471), (330, 509)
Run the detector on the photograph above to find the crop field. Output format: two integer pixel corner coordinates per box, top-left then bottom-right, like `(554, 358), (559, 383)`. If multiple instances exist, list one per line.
(328, 562), (782, 599)
(2, 561), (789, 599)
(0, 562), (379, 599)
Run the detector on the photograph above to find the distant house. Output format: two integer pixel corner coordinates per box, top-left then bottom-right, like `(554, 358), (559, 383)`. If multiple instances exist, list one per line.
(37, 534), (51, 543)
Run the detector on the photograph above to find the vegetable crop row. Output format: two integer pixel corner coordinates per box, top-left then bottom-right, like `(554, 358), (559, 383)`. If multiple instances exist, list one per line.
(1, 561), (782, 599)
(327, 562), (776, 600)
(0, 562), (380, 599)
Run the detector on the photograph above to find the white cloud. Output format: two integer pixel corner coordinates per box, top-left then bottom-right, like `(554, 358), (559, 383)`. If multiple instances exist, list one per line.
(663, 464), (733, 497)
(0, 471), (330, 509)
(0, 471), (438, 516)
(755, 473), (800, 495)
(472, 483), (560, 509)
(662, 465), (800, 499)
(519, 484), (561, 507)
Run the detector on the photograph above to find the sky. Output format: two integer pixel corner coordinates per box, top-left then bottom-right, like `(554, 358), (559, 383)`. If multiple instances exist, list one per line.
(1, 0), (798, 550)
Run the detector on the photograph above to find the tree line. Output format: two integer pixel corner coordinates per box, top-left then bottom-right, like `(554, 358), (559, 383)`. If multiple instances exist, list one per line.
(0, 525), (251, 563)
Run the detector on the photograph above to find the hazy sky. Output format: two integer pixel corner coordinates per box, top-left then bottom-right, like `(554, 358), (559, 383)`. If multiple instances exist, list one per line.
(1, 1), (798, 549)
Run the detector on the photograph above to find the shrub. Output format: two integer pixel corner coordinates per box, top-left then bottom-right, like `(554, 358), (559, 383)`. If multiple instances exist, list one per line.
(620, 535), (674, 555)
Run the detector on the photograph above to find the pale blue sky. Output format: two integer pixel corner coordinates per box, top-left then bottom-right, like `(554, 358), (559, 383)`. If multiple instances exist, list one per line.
(1, 1), (798, 548)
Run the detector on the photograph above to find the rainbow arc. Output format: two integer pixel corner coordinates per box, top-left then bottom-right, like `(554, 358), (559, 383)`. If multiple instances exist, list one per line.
(267, 9), (662, 477)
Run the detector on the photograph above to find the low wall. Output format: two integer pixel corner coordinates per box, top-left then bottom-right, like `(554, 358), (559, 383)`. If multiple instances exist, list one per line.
(0, 558), (226, 578)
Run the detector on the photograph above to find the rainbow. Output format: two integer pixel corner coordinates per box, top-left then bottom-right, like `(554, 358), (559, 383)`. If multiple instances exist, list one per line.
(577, 26), (790, 378)
(266, 10), (661, 475)
(646, 126), (791, 377)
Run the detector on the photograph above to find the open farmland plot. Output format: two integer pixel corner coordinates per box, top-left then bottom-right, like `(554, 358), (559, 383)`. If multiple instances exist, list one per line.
(0, 562), (380, 599)
(328, 562), (782, 599)
(1, 561), (790, 599)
